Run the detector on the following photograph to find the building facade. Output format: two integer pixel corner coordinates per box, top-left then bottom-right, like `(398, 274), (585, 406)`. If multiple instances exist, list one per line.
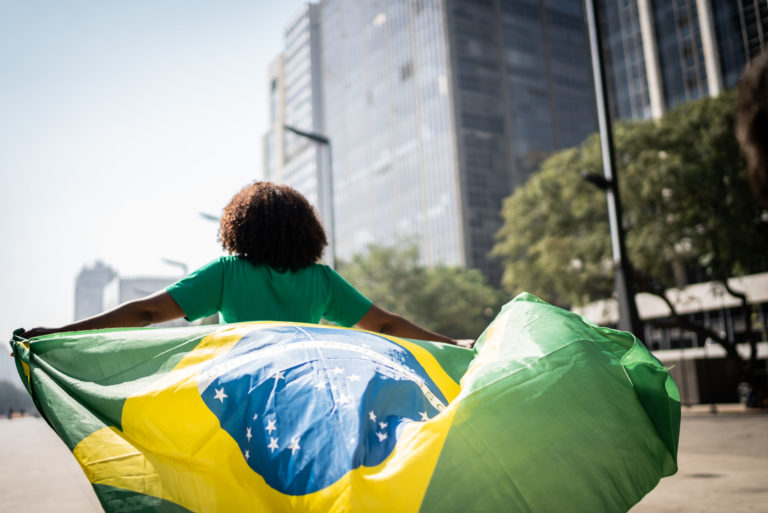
(264, 4), (330, 228)
(265, 0), (597, 282)
(74, 262), (193, 327)
(444, 0), (596, 278)
(599, 0), (768, 121)
(74, 261), (117, 321)
(320, 0), (465, 269)
(263, 55), (286, 183)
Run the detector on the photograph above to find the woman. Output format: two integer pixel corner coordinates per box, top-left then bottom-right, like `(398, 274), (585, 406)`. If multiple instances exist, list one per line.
(22, 182), (458, 344)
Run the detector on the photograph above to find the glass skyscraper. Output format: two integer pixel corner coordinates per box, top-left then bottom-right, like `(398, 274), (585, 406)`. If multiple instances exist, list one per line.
(599, 0), (768, 121)
(288, 0), (597, 282)
(264, 4), (328, 219)
(445, 0), (596, 277)
(320, 0), (462, 269)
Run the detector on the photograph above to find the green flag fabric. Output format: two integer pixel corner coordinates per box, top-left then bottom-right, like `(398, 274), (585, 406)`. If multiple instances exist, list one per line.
(11, 293), (679, 512)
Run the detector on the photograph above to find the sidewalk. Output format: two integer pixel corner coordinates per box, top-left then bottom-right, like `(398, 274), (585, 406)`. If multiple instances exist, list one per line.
(0, 416), (101, 512)
(1, 406), (766, 512)
(631, 405), (768, 513)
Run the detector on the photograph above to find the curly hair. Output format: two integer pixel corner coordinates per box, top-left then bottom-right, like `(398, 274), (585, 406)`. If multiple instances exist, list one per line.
(737, 50), (768, 204)
(218, 182), (328, 271)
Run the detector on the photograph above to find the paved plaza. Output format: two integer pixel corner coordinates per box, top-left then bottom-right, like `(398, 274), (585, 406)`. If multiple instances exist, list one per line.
(0, 406), (765, 512)
(631, 405), (768, 513)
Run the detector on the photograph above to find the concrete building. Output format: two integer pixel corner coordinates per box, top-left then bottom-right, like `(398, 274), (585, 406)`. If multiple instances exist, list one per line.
(266, 0), (597, 282)
(599, 0), (768, 121)
(102, 275), (189, 327)
(74, 262), (191, 327)
(74, 261), (117, 321)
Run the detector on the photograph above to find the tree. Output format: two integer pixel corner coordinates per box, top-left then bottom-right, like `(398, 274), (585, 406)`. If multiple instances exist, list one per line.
(339, 245), (505, 340)
(493, 91), (768, 376)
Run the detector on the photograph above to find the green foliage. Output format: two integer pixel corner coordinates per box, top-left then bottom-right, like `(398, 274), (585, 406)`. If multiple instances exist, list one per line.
(339, 245), (505, 339)
(493, 91), (768, 306)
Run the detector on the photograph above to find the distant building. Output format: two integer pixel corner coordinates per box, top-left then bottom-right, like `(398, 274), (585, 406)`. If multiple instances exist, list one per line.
(74, 261), (117, 320)
(74, 262), (190, 327)
(263, 4), (331, 233)
(266, 0), (597, 283)
(103, 275), (189, 327)
(263, 55), (286, 183)
(598, 0), (768, 121)
(575, 272), (768, 351)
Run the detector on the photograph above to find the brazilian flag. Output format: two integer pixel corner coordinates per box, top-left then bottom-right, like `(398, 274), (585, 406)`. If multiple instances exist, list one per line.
(11, 293), (679, 512)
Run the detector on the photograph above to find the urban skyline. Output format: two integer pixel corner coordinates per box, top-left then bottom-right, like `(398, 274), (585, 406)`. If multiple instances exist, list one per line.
(262, 0), (767, 285)
(2, 1), (765, 374)
(75, 261), (191, 327)
(265, 0), (601, 283)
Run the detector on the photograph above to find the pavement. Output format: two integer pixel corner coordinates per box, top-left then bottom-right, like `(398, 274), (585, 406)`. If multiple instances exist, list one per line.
(0, 416), (102, 512)
(0, 405), (766, 512)
(630, 404), (768, 513)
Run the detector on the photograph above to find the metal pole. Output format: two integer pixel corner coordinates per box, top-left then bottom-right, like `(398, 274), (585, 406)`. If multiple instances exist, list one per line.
(325, 143), (337, 269)
(283, 125), (337, 269)
(584, 0), (642, 336)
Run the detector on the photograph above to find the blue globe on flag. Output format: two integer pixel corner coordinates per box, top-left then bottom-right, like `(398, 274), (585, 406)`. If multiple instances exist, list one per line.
(199, 325), (448, 494)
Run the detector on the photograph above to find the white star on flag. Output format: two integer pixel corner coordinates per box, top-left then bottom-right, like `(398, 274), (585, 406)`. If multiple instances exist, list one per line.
(314, 381), (326, 390)
(244, 449), (249, 459)
(273, 370), (285, 381)
(369, 411), (377, 422)
(289, 436), (301, 454)
(246, 427), (252, 441)
(376, 432), (388, 442)
(378, 421), (388, 430)
(213, 388), (228, 403)
(331, 367), (344, 375)
(419, 411), (430, 421)
(253, 413), (259, 421)
(348, 374), (361, 382)
(268, 437), (279, 453)
(265, 419), (277, 434)
(337, 395), (351, 405)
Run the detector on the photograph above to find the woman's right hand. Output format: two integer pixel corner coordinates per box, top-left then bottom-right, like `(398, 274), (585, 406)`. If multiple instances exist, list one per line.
(19, 327), (58, 339)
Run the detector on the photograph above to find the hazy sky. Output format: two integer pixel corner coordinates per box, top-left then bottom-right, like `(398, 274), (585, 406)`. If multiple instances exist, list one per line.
(0, 0), (308, 381)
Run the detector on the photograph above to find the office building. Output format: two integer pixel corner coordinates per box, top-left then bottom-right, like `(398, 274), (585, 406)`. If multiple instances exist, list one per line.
(263, 55), (286, 183)
(599, 0), (768, 121)
(74, 261), (117, 320)
(264, 4), (331, 233)
(442, 0), (597, 276)
(74, 262), (191, 327)
(265, 0), (597, 282)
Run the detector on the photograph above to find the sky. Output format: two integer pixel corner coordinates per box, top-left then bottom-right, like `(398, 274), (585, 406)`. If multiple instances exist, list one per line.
(0, 0), (309, 382)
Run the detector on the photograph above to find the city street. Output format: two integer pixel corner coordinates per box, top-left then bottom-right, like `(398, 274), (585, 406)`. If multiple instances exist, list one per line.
(0, 406), (765, 512)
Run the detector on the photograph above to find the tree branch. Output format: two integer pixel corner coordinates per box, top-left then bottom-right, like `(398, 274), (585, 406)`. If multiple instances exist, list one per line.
(718, 278), (758, 366)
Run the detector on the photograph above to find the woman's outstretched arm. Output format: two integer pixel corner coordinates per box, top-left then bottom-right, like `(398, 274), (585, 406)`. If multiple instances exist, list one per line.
(355, 303), (461, 345)
(21, 290), (185, 338)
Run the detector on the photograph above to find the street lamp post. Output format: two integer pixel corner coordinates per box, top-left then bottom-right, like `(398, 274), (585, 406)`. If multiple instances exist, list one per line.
(284, 124), (337, 269)
(584, 0), (643, 336)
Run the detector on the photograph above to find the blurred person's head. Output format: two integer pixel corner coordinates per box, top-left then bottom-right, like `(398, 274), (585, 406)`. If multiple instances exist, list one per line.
(736, 50), (768, 204)
(218, 182), (328, 271)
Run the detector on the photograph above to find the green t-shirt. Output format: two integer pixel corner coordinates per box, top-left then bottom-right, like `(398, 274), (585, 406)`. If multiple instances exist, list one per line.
(166, 256), (372, 327)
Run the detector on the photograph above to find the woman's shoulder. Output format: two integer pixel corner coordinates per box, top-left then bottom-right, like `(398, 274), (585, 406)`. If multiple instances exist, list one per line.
(214, 257), (332, 278)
